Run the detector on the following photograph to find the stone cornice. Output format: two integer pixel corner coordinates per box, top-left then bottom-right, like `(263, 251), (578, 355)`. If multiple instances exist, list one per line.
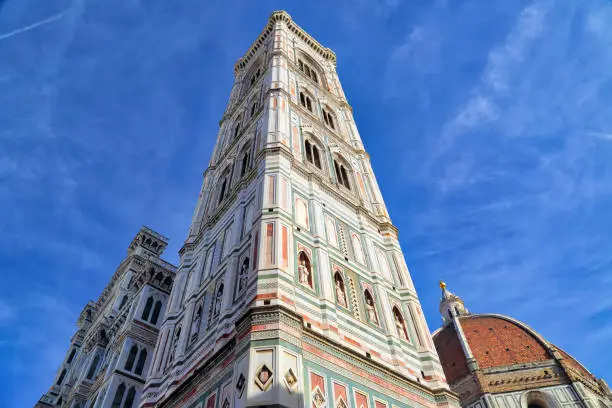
(234, 10), (336, 76)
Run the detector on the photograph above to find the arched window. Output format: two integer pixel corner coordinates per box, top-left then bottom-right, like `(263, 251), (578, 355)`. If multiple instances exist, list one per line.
(124, 345), (138, 371)
(250, 102), (257, 117)
(240, 150), (250, 177)
(218, 179), (227, 204)
(86, 354), (100, 380)
(135, 348), (147, 375)
(141, 297), (153, 321)
(119, 295), (128, 310)
(299, 91), (313, 112)
(217, 168), (231, 205)
(123, 387), (136, 408)
(233, 115), (242, 139)
(66, 348), (76, 364)
(322, 107), (335, 130)
(297, 251), (313, 288)
(304, 139), (322, 169)
(392, 307), (409, 341)
(334, 160), (351, 190)
(305, 140), (313, 163)
(364, 290), (378, 325)
(334, 273), (347, 308)
(297, 59), (319, 83)
(250, 67), (261, 86)
(151, 301), (162, 325)
(56, 368), (67, 385)
(111, 383), (126, 408)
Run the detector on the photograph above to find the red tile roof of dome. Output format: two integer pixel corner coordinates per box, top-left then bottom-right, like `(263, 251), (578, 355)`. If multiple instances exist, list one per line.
(433, 314), (553, 384)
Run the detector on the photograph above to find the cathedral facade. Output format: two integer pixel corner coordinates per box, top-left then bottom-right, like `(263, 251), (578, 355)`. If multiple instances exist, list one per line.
(36, 228), (176, 408)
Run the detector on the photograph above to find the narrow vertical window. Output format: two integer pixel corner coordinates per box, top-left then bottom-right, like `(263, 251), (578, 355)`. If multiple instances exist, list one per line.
(240, 151), (249, 177)
(305, 140), (313, 163)
(111, 384), (126, 408)
(66, 349), (76, 364)
(56, 369), (67, 385)
(312, 145), (321, 169)
(135, 349), (148, 375)
(123, 387), (136, 408)
(151, 301), (162, 325)
(86, 354), (100, 380)
(141, 297), (153, 321)
(124, 345), (138, 371)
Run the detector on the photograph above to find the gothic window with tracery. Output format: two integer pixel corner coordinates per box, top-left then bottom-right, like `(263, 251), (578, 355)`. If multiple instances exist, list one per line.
(304, 139), (322, 169)
(297, 251), (313, 289)
(322, 107), (336, 130)
(333, 160), (351, 190)
(299, 91), (313, 112)
(249, 67), (261, 86)
(297, 59), (319, 83)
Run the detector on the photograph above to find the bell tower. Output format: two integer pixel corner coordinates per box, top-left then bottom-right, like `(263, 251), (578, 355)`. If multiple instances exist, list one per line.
(141, 11), (459, 408)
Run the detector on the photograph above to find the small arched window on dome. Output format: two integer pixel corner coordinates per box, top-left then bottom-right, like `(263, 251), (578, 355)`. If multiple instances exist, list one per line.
(299, 91), (313, 113)
(322, 106), (336, 130)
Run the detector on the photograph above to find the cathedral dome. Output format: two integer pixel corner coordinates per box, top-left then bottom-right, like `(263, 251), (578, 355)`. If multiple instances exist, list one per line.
(432, 283), (611, 408)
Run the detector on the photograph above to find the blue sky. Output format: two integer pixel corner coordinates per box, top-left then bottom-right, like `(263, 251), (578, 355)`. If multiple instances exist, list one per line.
(1, 0), (612, 406)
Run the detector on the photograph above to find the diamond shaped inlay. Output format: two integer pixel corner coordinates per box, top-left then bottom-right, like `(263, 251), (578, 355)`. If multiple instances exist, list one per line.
(254, 364), (273, 392)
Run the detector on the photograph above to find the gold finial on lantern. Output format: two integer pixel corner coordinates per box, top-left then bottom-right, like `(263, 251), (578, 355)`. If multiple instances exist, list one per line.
(439, 280), (446, 290)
